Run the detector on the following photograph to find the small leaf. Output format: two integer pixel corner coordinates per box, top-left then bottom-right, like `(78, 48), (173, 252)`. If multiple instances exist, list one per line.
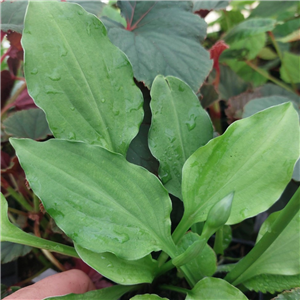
(186, 277), (248, 300)
(280, 52), (300, 84)
(131, 295), (169, 300)
(75, 243), (158, 285)
(3, 108), (52, 140)
(44, 285), (137, 300)
(104, 1), (212, 92)
(182, 103), (299, 226)
(177, 232), (216, 282)
(1, 241), (32, 264)
(243, 274), (300, 294)
(292, 158), (300, 182)
(149, 76), (213, 199)
(10, 138), (176, 260)
(23, 1), (143, 155)
(224, 18), (276, 43)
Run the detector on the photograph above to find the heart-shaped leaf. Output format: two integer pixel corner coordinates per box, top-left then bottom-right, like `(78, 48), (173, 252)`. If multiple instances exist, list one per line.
(10, 138), (176, 260)
(103, 1), (212, 92)
(149, 75), (213, 199)
(22, 1), (143, 155)
(181, 103), (299, 228)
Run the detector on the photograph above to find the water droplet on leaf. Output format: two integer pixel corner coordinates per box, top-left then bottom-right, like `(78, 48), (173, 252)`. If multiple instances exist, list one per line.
(31, 68), (38, 75)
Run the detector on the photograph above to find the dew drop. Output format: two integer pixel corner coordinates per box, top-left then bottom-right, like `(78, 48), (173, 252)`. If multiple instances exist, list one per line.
(48, 70), (61, 81)
(45, 85), (62, 95)
(101, 98), (105, 103)
(59, 44), (68, 57)
(77, 9), (83, 15)
(68, 132), (76, 140)
(70, 106), (75, 111)
(31, 68), (38, 75)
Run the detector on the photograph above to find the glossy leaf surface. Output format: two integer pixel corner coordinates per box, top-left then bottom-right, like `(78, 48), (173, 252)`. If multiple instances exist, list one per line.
(75, 244), (158, 285)
(104, 1), (212, 92)
(182, 103), (299, 225)
(44, 285), (137, 300)
(149, 76), (213, 199)
(243, 274), (300, 294)
(3, 108), (51, 140)
(186, 277), (248, 300)
(10, 138), (176, 260)
(22, 2), (143, 155)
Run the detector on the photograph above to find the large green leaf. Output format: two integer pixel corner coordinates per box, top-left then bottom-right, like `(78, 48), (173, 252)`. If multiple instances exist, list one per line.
(224, 18), (276, 44)
(148, 76), (213, 199)
(186, 277), (248, 300)
(44, 285), (137, 300)
(192, 1), (230, 11)
(3, 108), (52, 140)
(0, 0), (105, 33)
(103, 1), (212, 92)
(181, 103), (299, 227)
(243, 274), (300, 294)
(75, 244), (158, 285)
(10, 138), (176, 260)
(22, 1), (143, 156)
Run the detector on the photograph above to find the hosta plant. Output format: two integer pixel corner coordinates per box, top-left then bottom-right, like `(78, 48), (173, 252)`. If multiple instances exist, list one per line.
(1, 1), (300, 300)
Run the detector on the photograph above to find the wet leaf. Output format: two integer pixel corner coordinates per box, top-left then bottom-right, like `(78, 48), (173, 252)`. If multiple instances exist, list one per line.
(10, 138), (176, 260)
(22, 1), (143, 156)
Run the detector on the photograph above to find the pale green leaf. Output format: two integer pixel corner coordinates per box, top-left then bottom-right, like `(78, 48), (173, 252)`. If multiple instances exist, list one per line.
(293, 158), (300, 182)
(75, 243), (158, 285)
(272, 288), (300, 300)
(280, 52), (300, 84)
(23, 1), (143, 155)
(182, 103), (299, 226)
(225, 18), (276, 43)
(258, 47), (278, 60)
(103, 1), (212, 92)
(44, 285), (136, 300)
(149, 76), (213, 199)
(186, 277), (248, 300)
(177, 232), (217, 282)
(243, 274), (300, 294)
(3, 109), (51, 140)
(10, 138), (176, 260)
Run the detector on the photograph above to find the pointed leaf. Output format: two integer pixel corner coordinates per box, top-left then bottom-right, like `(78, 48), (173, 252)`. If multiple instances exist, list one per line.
(280, 52), (300, 84)
(44, 285), (137, 300)
(3, 108), (51, 140)
(10, 138), (176, 260)
(103, 1), (212, 92)
(272, 288), (300, 300)
(22, 1), (143, 155)
(148, 76), (213, 199)
(182, 103), (299, 226)
(186, 277), (248, 300)
(74, 243), (158, 285)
